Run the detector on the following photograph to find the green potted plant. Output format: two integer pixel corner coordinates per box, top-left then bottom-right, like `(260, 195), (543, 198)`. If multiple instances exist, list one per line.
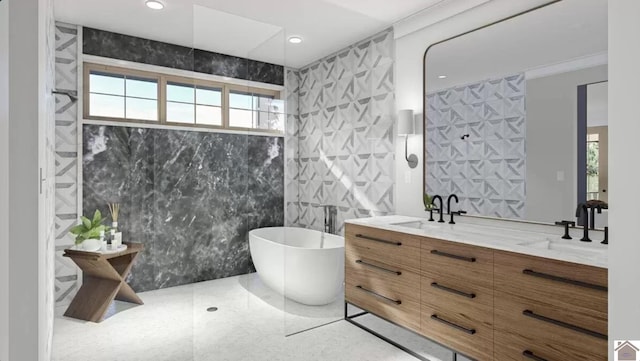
(423, 193), (435, 211)
(69, 210), (109, 251)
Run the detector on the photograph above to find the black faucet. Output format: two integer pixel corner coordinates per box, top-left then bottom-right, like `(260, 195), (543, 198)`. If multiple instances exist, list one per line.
(555, 220), (576, 240)
(428, 205), (440, 222)
(446, 194), (466, 224)
(449, 210), (467, 225)
(589, 205), (603, 230)
(447, 194), (459, 215)
(431, 195), (444, 223)
(575, 203), (591, 242)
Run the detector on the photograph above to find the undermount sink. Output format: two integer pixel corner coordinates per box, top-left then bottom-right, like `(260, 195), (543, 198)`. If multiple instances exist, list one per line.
(518, 239), (607, 259)
(391, 220), (441, 230)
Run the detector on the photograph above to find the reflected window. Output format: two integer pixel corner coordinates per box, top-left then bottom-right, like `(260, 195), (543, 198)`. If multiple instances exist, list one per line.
(586, 133), (600, 200)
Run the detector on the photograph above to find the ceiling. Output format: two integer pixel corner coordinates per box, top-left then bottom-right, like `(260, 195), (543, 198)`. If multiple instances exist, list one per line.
(54, 0), (445, 68)
(425, 0), (608, 91)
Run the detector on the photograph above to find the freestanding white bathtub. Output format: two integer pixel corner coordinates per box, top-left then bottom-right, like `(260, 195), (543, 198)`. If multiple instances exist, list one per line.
(249, 227), (344, 306)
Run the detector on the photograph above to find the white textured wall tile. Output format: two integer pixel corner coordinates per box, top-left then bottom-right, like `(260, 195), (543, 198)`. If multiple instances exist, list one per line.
(425, 73), (526, 219)
(285, 28), (395, 235)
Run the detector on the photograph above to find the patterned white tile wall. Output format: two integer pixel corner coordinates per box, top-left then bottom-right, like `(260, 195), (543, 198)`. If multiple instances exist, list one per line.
(44, 2), (57, 354)
(284, 69), (301, 227)
(54, 22), (79, 305)
(425, 73), (526, 219)
(287, 28), (396, 235)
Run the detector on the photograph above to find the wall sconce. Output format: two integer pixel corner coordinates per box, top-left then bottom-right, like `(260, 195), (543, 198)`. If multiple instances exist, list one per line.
(398, 109), (418, 169)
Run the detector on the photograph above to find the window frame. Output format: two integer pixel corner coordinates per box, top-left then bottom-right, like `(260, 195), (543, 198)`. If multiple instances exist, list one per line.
(226, 84), (282, 133)
(83, 62), (284, 134)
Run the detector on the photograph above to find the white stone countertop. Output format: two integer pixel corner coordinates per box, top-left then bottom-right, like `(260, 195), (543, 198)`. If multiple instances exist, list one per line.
(345, 215), (608, 269)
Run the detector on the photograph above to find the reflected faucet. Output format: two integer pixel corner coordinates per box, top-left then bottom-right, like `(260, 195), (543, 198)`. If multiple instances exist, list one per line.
(589, 205), (603, 230)
(575, 203), (591, 242)
(431, 195), (444, 223)
(323, 205), (337, 235)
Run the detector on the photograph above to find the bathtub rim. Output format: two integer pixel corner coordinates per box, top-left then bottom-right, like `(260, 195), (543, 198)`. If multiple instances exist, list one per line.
(249, 226), (344, 250)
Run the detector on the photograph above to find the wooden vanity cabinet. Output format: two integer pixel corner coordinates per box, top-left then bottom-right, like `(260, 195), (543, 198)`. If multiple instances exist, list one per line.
(345, 224), (422, 332)
(344, 224), (608, 361)
(419, 238), (494, 361)
(493, 251), (608, 361)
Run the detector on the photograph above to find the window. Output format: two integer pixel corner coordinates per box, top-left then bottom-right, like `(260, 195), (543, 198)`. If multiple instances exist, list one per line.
(228, 89), (284, 131)
(84, 63), (283, 133)
(88, 71), (159, 121)
(166, 81), (223, 126)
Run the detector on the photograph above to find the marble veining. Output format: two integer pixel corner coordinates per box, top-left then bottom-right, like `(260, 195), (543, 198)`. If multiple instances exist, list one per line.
(83, 125), (284, 292)
(83, 27), (284, 86)
(347, 215), (608, 268)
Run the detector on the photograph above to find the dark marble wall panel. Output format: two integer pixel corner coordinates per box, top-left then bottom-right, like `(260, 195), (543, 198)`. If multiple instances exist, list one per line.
(83, 27), (194, 71)
(83, 27), (284, 86)
(193, 49), (248, 82)
(83, 125), (284, 292)
(248, 60), (285, 86)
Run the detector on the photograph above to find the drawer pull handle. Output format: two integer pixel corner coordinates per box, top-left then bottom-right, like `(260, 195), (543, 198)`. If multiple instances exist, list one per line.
(355, 234), (402, 246)
(430, 314), (476, 335)
(523, 350), (548, 361)
(430, 282), (476, 299)
(430, 250), (476, 263)
(355, 285), (402, 305)
(522, 310), (607, 340)
(355, 260), (402, 275)
(522, 269), (607, 292)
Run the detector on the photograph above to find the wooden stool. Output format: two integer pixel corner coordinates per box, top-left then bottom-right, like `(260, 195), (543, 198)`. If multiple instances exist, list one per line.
(63, 242), (144, 322)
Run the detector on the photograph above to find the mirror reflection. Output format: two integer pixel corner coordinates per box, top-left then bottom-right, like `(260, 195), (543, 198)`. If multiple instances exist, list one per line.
(423, 0), (608, 227)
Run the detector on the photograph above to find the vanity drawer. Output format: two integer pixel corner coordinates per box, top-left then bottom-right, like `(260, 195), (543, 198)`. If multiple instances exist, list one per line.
(420, 238), (494, 289)
(420, 301), (493, 361)
(494, 291), (607, 361)
(420, 274), (493, 324)
(494, 251), (607, 334)
(346, 248), (414, 281)
(345, 262), (420, 332)
(345, 224), (421, 273)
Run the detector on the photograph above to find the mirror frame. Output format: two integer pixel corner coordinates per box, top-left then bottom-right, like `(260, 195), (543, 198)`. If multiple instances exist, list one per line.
(420, 0), (569, 224)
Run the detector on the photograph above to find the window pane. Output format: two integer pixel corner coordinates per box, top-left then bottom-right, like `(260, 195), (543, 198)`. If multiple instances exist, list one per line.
(167, 101), (194, 124)
(90, 93), (124, 118)
(255, 111), (284, 131)
(126, 98), (157, 121)
(167, 83), (195, 103)
(270, 98), (284, 114)
(229, 91), (252, 110)
(229, 108), (254, 128)
(196, 87), (222, 106)
(253, 95), (274, 112)
(254, 96), (284, 114)
(90, 72), (125, 96)
(126, 77), (157, 99)
(196, 105), (222, 126)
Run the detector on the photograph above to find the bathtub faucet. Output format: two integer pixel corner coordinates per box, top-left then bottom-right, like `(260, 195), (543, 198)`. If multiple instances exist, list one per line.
(323, 205), (337, 234)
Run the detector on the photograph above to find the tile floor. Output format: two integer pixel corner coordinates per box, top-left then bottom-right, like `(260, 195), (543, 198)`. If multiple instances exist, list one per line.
(52, 273), (467, 361)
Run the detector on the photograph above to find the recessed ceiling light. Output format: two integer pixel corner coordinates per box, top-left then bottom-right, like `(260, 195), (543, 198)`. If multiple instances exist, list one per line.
(288, 36), (303, 44)
(438, 75), (447, 79)
(145, 0), (164, 10)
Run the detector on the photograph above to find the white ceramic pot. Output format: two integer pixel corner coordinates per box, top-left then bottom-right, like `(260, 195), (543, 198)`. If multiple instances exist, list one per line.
(82, 238), (102, 252)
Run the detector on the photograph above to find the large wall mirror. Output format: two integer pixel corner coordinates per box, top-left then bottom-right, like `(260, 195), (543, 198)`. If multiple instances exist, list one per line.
(423, 0), (608, 228)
